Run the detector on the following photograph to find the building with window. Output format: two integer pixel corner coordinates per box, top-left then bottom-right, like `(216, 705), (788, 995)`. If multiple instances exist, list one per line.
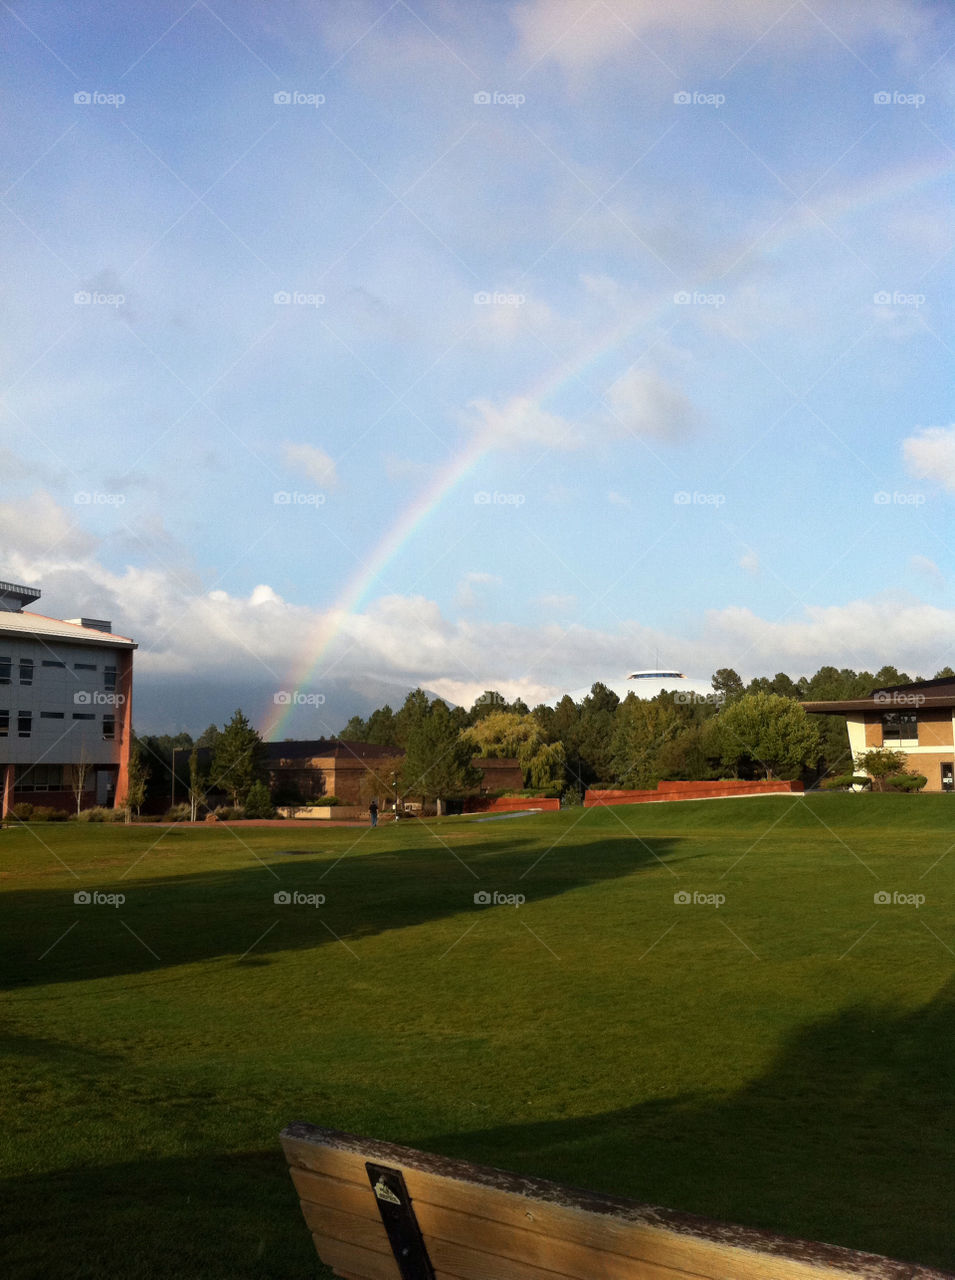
(802, 676), (955, 792)
(0, 579), (136, 817)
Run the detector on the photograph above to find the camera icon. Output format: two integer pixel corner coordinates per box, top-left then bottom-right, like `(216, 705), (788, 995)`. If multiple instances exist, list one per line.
(474, 890), (491, 905)
(473, 91), (491, 104)
(74, 890), (91, 904)
(674, 491), (691, 505)
(874, 691), (890, 704)
(874, 91), (891, 104)
(673, 891), (691, 905)
(274, 491), (291, 504)
(673, 291), (691, 304)
(273, 691), (292, 705)
(73, 691), (92, 705)
(673, 91), (691, 104)
(873, 492), (890, 505)
(473, 291), (491, 304)
(74, 291), (91, 305)
(273, 291), (291, 304)
(273, 91), (291, 104)
(274, 891), (291, 905)
(74, 91), (91, 104)
(873, 891), (891, 905)
(474, 491), (491, 504)
(873, 291), (891, 305)
(73, 491), (91, 505)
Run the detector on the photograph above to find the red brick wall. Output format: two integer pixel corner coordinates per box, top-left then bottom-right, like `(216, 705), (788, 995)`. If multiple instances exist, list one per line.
(585, 780), (803, 807)
(464, 796), (560, 813)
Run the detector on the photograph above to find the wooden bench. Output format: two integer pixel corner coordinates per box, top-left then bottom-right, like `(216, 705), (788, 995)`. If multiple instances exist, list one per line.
(280, 1122), (951, 1280)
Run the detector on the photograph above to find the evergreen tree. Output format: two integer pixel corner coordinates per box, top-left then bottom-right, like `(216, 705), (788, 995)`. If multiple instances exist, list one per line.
(120, 739), (150, 823)
(211, 709), (266, 805)
(401, 700), (479, 803)
(244, 779), (275, 818)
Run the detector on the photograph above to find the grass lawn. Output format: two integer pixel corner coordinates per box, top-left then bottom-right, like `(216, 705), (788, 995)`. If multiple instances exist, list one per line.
(1, 794), (953, 1277)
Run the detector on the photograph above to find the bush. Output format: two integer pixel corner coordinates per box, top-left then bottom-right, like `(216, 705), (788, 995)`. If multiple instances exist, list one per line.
(822, 774), (870, 791)
(31, 805), (69, 821)
(11, 802), (33, 820)
(318, 795), (340, 807)
(886, 772), (927, 793)
(161, 803), (192, 823)
(243, 781), (275, 819)
(213, 805), (244, 821)
(561, 785), (584, 808)
(76, 806), (119, 822)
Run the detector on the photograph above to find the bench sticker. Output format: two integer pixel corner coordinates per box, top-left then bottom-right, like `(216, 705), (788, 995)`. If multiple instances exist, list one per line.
(373, 1177), (401, 1205)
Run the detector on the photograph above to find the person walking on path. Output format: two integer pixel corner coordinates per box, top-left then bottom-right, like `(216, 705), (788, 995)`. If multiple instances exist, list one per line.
(369, 799), (378, 827)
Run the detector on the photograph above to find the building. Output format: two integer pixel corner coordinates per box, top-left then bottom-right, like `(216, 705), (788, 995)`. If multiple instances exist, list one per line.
(0, 580), (136, 817)
(263, 739), (524, 805)
(802, 675), (955, 792)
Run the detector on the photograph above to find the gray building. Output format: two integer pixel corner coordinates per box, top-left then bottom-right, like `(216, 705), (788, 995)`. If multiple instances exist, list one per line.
(0, 579), (137, 816)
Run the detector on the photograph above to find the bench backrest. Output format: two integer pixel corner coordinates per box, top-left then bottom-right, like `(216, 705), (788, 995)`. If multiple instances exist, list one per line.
(281, 1122), (950, 1280)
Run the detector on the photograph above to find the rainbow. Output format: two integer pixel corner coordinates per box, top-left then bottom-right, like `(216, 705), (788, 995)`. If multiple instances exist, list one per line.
(262, 151), (952, 740)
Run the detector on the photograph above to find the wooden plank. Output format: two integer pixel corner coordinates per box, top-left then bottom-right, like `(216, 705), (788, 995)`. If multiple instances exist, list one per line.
(310, 1233), (403, 1280)
(301, 1202), (394, 1256)
(291, 1167), (379, 1221)
(282, 1127), (952, 1280)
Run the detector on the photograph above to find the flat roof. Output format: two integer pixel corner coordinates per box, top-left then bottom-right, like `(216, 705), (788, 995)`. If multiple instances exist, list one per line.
(803, 697), (955, 714)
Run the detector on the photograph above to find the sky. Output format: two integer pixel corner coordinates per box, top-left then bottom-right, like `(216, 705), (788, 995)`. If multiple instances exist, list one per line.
(1, 0), (954, 737)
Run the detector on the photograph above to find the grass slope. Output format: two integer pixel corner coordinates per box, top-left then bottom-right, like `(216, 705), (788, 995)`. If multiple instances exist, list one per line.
(1, 795), (953, 1277)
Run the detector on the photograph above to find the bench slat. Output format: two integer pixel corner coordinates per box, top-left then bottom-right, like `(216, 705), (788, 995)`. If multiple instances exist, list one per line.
(282, 1125), (951, 1280)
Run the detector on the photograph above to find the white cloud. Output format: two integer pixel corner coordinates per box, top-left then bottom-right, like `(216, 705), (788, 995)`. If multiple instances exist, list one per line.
(281, 442), (340, 490)
(605, 369), (695, 441)
(535, 593), (577, 612)
(456, 571), (501, 610)
(903, 426), (955, 493)
(910, 555), (944, 586)
(739, 551), (760, 575)
(463, 396), (581, 450)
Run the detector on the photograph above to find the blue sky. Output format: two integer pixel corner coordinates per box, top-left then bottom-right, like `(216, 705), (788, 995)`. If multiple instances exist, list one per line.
(2, 0), (954, 733)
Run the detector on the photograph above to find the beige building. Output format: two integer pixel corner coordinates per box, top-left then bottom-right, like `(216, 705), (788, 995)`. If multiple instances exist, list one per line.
(803, 676), (955, 792)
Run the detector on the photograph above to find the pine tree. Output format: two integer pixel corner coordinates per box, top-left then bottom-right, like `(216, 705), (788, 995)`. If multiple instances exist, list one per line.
(210, 710), (266, 806)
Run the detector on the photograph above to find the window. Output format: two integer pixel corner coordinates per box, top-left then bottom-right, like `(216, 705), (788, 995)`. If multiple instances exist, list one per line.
(18, 711), (31, 738)
(104, 665), (117, 692)
(19, 658), (33, 685)
(882, 712), (918, 745)
(74, 662), (96, 671)
(73, 712), (95, 720)
(0, 710), (8, 736)
(42, 660), (66, 668)
(15, 763), (64, 792)
(0, 657), (10, 684)
(40, 711), (65, 719)
(103, 715), (115, 740)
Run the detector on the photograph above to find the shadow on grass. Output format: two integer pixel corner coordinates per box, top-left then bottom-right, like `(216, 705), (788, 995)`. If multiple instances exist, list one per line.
(419, 976), (955, 1271)
(3, 834), (683, 989)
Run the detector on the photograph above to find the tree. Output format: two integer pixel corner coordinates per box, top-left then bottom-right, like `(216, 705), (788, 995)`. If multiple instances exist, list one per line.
(394, 688), (432, 747)
(195, 723), (221, 749)
(365, 705), (398, 747)
(187, 748), (206, 822)
(120, 740), (150, 823)
(71, 747), (92, 815)
(468, 691), (508, 723)
(339, 715), (367, 741)
(716, 692), (820, 780)
(610, 696), (682, 789)
(210, 709), (266, 806)
(712, 668), (745, 703)
(855, 748), (908, 792)
(401, 700), (480, 806)
(244, 780), (275, 818)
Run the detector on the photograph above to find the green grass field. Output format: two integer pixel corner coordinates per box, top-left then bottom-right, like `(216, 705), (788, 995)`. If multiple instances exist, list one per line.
(2, 795), (954, 1277)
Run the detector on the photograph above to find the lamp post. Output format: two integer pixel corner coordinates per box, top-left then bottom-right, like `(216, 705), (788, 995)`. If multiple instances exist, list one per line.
(391, 771), (399, 820)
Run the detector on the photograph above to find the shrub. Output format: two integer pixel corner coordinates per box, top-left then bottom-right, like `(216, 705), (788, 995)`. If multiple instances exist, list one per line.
(319, 795), (340, 807)
(11, 802), (34, 820)
(561, 784), (584, 808)
(76, 806), (118, 822)
(822, 774), (870, 791)
(886, 772), (927, 793)
(243, 781), (275, 819)
(31, 805), (69, 821)
(162, 803), (192, 823)
(213, 805), (244, 821)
